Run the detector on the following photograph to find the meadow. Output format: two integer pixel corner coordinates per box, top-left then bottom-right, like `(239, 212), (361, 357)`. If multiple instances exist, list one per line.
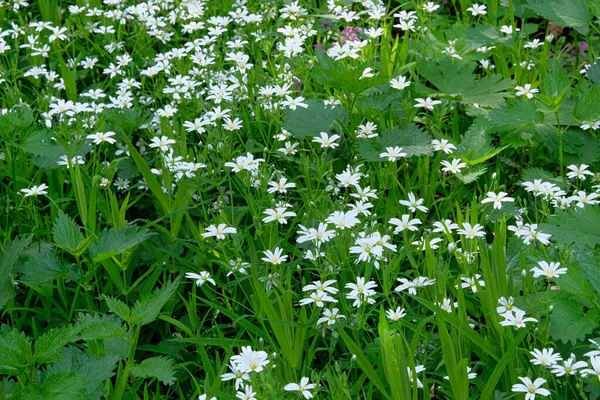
(1, 0), (600, 399)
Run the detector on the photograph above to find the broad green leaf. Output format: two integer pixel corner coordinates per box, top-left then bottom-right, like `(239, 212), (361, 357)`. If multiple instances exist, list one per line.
(456, 166), (487, 184)
(34, 325), (81, 364)
(52, 210), (88, 256)
(551, 295), (599, 345)
(104, 297), (132, 324)
(574, 83), (600, 121)
(0, 325), (32, 375)
(130, 278), (180, 326)
(521, 167), (568, 189)
(130, 356), (177, 385)
(526, 0), (592, 28)
(312, 52), (388, 95)
(0, 235), (33, 309)
(76, 313), (127, 341)
(572, 246), (600, 297)
(103, 108), (151, 135)
(0, 106), (34, 137)
(16, 371), (86, 400)
(455, 126), (506, 165)
(16, 253), (78, 285)
(587, 61), (600, 88)
(357, 124), (432, 162)
(89, 225), (154, 262)
(543, 207), (600, 248)
(483, 100), (544, 133)
(282, 99), (349, 139)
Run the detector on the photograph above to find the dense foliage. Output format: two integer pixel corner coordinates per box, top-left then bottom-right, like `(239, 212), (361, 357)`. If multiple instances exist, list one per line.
(1, 0), (600, 399)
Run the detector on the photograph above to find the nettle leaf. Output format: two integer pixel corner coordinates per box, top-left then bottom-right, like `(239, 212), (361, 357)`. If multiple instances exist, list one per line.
(0, 325), (32, 375)
(16, 253), (78, 285)
(551, 295), (599, 345)
(104, 297), (132, 324)
(574, 83), (600, 121)
(52, 210), (89, 256)
(89, 225), (154, 262)
(103, 108), (151, 135)
(483, 100), (544, 133)
(312, 52), (388, 95)
(543, 205), (600, 248)
(587, 61), (600, 87)
(456, 166), (487, 184)
(0, 235), (33, 309)
(130, 356), (177, 385)
(34, 325), (81, 364)
(521, 167), (568, 189)
(526, 0), (592, 29)
(130, 278), (180, 326)
(18, 371), (86, 400)
(418, 58), (514, 107)
(572, 246), (600, 297)
(357, 124), (433, 162)
(47, 347), (119, 400)
(0, 106), (34, 137)
(76, 313), (127, 341)
(356, 85), (404, 114)
(282, 99), (348, 139)
(455, 126), (506, 165)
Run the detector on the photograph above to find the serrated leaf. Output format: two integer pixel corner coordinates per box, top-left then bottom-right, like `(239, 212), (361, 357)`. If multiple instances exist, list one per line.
(527, 0), (592, 28)
(282, 99), (348, 139)
(131, 278), (180, 326)
(543, 208), (600, 248)
(0, 235), (33, 309)
(130, 356), (177, 385)
(574, 83), (600, 121)
(18, 371), (86, 400)
(0, 325), (32, 375)
(312, 52), (387, 95)
(16, 253), (76, 285)
(47, 347), (118, 400)
(357, 124), (432, 162)
(76, 313), (127, 341)
(52, 210), (88, 256)
(89, 225), (154, 262)
(104, 297), (132, 324)
(551, 295), (599, 345)
(103, 108), (151, 135)
(0, 106), (34, 137)
(34, 325), (81, 364)
(587, 62), (600, 88)
(456, 166), (487, 184)
(455, 126), (506, 165)
(572, 246), (600, 297)
(484, 100), (544, 133)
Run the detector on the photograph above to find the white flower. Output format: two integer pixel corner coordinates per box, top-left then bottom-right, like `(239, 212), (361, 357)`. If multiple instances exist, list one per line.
(399, 192), (428, 213)
(284, 377), (316, 399)
(317, 307), (346, 326)
(267, 177), (296, 194)
(432, 139), (456, 154)
(389, 214), (422, 233)
(530, 261), (567, 279)
(360, 67), (375, 79)
(379, 146), (407, 162)
(386, 306), (407, 321)
(230, 347), (270, 373)
(566, 164), (594, 180)
(282, 95), (308, 110)
(395, 276), (436, 295)
(86, 131), (117, 144)
(500, 309), (538, 329)
(236, 384), (256, 400)
(298, 290), (338, 307)
(481, 191), (515, 209)
(262, 207), (296, 224)
(202, 224), (237, 239)
(149, 135), (176, 152)
(515, 84), (539, 99)
(529, 348), (562, 366)
(313, 132), (340, 149)
(185, 271), (215, 286)
(390, 75), (411, 90)
(550, 354), (587, 376)
(262, 248), (288, 265)
(414, 97), (442, 110)
(423, 2), (440, 12)
(345, 277), (378, 307)
(511, 377), (550, 399)
(458, 275), (485, 293)
(466, 3), (487, 16)
(20, 183), (48, 197)
(441, 158), (467, 174)
(457, 223), (485, 239)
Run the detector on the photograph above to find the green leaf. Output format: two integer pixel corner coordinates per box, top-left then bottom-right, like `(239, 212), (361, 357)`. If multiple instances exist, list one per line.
(455, 125), (506, 165)
(0, 235), (33, 309)
(16, 253), (78, 285)
(572, 246), (600, 297)
(526, 0), (592, 28)
(52, 210), (89, 256)
(551, 295), (599, 345)
(0, 325), (32, 375)
(34, 325), (81, 364)
(587, 61), (600, 88)
(47, 348), (118, 400)
(521, 167), (568, 189)
(0, 106), (34, 137)
(543, 208), (600, 248)
(130, 278), (180, 326)
(130, 356), (177, 385)
(103, 108), (151, 135)
(282, 99), (349, 139)
(89, 225), (154, 262)
(17, 371), (86, 400)
(312, 52), (388, 95)
(76, 313), (127, 341)
(104, 297), (132, 324)
(483, 100), (544, 133)
(574, 83), (600, 121)
(357, 124), (433, 161)
(456, 166), (487, 184)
